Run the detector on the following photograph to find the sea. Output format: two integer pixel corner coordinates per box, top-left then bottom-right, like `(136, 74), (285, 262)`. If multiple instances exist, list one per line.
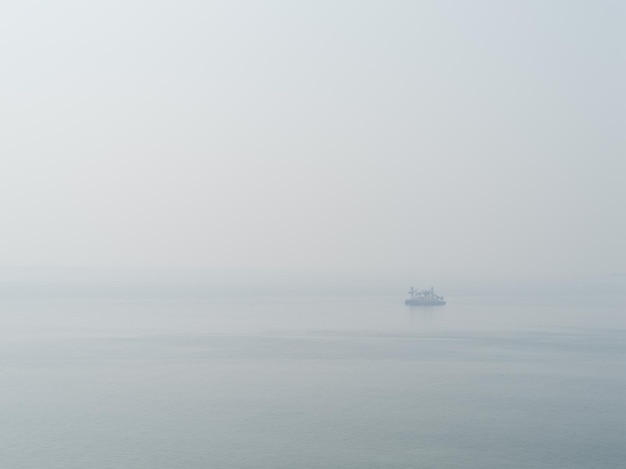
(0, 274), (625, 468)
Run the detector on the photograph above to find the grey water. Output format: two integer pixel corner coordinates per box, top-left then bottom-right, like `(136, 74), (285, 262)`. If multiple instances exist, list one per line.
(1, 276), (625, 468)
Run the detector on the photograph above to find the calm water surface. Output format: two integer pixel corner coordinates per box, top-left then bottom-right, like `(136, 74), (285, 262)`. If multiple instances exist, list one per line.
(1, 278), (625, 468)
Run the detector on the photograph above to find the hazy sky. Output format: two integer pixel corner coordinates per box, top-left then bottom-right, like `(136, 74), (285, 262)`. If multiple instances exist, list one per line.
(1, 0), (624, 276)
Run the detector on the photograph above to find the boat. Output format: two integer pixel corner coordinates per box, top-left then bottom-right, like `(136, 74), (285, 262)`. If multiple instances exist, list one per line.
(405, 286), (446, 305)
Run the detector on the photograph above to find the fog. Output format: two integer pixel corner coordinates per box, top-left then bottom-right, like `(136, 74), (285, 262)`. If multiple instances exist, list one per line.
(2, 0), (624, 278)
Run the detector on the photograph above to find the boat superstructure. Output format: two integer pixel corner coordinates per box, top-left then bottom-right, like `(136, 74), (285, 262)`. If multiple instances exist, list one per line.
(405, 286), (446, 305)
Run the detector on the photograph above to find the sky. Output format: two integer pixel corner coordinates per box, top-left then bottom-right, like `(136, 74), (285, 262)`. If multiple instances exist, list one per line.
(1, 0), (624, 277)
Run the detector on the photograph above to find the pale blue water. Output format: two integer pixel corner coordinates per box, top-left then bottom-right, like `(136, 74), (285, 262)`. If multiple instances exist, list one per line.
(1, 277), (625, 468)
